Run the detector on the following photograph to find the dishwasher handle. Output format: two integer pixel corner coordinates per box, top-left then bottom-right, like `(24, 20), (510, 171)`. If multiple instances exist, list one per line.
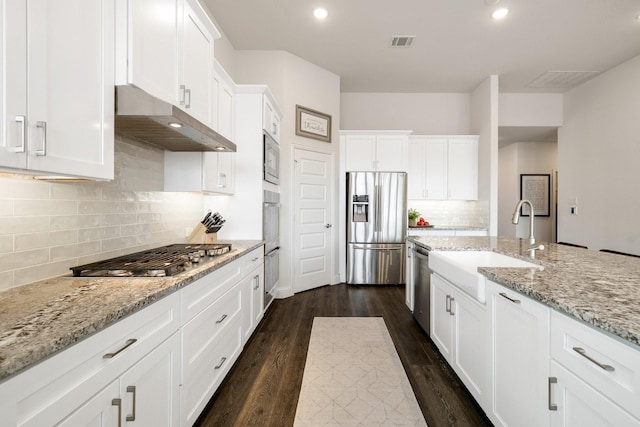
(413, 248), (430, 259)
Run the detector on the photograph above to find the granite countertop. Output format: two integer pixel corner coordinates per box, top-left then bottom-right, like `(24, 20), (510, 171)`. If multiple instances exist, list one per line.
(0, 240), (264, 382)
(408, 236), (640, 348)
(408, 225), (487, 231)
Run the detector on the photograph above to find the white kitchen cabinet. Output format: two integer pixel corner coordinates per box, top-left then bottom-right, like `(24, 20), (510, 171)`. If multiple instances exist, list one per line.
(342, 131), (411, 172)
(263, 94), (281, 142)
(1, 0), (114, 180)
(115, 0), (220, 126)
(164, 151), (235, 194)
(56, 381), (120, 427)
(430, 273), (489, 407)
(408, 135), (478, 200)
(488, 280), (550, 427)
(405, 241), (415, 311)
(213, 60), (236, 141)
(0, 293), (180, 426)
(407, 228), (489, 237)
(549, 361), (640, 427)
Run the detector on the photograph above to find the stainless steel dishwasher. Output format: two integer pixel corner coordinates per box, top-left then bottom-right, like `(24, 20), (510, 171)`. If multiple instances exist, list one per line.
(412, 246), (432, 334)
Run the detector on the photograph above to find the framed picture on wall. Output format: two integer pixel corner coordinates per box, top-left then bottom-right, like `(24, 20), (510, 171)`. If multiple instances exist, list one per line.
(520, 174), (551, 217)
(295, 105), (332, 142)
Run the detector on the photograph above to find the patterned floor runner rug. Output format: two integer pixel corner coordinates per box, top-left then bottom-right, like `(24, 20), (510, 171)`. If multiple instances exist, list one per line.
(294, 317), (428, 426)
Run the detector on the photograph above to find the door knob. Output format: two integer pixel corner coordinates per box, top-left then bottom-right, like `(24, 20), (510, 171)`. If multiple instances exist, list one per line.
(325, 224), (332, 228)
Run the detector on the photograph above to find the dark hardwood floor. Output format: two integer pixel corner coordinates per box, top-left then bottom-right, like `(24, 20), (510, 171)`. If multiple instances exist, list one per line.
(195, 284), (493, 427)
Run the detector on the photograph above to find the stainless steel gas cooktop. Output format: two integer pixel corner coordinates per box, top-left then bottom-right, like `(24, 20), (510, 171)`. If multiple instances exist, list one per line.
(70, 243), (232, 277)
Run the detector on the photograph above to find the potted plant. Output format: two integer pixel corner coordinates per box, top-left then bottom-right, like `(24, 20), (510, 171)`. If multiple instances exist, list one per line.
(408, 208), (420, 227)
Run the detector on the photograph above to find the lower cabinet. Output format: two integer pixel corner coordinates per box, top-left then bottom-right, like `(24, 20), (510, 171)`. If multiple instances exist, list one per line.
(430, 273), (489, 407)
(405, 241), (414, 311)
(488, 280), (550, 427)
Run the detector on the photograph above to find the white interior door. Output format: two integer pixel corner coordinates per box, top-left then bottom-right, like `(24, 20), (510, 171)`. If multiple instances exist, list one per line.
(293, 148), (333, 293)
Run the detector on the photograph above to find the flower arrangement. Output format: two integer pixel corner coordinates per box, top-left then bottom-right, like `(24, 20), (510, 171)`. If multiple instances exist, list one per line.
(408, 208), (420, 220)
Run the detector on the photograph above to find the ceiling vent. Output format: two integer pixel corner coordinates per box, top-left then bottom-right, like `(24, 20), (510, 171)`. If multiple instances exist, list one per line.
(390, 35), (415, 48)
(527, 71), (600, 89)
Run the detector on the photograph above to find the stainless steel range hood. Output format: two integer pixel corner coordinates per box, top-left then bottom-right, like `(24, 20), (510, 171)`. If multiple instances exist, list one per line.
(115, 86), (236, 152)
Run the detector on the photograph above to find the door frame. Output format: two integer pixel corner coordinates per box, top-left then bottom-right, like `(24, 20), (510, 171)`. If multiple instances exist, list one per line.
(290, 144), (337, 293)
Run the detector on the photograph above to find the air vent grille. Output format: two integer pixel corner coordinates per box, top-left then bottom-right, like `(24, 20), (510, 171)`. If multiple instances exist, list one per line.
(527, 71), (600, 88)
(390, 35), (415, 48)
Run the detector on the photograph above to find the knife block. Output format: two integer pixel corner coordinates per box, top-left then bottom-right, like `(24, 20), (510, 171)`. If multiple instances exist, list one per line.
(186, 223), (217, 244)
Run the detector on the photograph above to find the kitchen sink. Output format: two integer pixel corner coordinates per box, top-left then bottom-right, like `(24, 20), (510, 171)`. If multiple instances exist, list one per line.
(429, 251), (543, 303)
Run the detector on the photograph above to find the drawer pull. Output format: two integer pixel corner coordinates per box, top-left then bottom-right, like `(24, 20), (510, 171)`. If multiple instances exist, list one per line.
(214, 356), (227, 369)
(103, 338), (137, 359)
(499, 292), (521, 304)
(112, 398), (122, 427)
(216, 314), (228, 324)
(445, 295), (451, 313)
(572, 347), (615, 372)
(449, 297), (455, 316)
(548, 377), (558, 411)
(126, 386), (136, 421)
(251, 257), (259, 261)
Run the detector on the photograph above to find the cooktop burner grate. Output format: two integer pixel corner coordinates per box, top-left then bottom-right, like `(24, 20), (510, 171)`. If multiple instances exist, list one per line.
(70, 243), (232, 277)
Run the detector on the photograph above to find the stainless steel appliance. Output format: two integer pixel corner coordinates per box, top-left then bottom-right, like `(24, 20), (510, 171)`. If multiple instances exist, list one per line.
(413, 245), (431, 333)
(69, 243), (232, 277)
(263, 190), (280, 307)
(263, 132), (280, 184)
(347, 172), (407, 285)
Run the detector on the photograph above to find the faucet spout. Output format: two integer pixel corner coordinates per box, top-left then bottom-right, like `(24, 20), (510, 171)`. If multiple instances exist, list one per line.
(512, 199), (536, 245)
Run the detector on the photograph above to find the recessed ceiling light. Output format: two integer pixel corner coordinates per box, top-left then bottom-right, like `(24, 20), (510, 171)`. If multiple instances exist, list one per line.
(313, 8), (328, 20)
(168, 122), (183, 128)
(492, 8), (510, 20)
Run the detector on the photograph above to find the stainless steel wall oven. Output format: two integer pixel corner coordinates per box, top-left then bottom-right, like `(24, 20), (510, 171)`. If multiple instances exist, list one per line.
(263, 190), (280, 308)
(263, 132), (279, 185)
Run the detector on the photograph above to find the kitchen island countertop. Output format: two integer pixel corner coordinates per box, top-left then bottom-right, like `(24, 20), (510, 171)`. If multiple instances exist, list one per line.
(409, 236), (640, 348)
(0, 240), (264, 382)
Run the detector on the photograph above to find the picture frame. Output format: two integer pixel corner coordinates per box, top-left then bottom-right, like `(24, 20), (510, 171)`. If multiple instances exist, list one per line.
(295, 105), (332, 143)
(519, 174), (551, 217)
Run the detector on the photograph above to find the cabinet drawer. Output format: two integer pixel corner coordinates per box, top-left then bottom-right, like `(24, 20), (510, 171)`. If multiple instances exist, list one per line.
(241, 246), (264, 276)
(181, 314), (243, 426)
(1, 293), (180, 426)
(182, 280), (243, 382)
(180, 258), (243, 324)
(551, 310), (640, 420)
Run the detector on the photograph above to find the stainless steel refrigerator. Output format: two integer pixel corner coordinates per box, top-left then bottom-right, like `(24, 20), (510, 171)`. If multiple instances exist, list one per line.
(347, 172), (407, 285)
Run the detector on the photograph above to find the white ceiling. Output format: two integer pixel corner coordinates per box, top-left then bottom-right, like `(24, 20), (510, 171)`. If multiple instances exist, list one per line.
(204, 0), (640, 93)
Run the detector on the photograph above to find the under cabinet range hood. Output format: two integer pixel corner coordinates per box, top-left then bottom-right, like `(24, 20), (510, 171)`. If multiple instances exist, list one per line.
(114, 86), (236, 152)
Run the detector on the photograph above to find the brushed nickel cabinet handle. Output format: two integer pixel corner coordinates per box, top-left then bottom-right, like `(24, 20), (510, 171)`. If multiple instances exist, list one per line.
(126, 386), (136, 421)
(214, 356), (227, 369)
(112, 398), (122, 427)
(179, 84), (186, 105)
(35, 121), (46, 156)
(573, 347), (615, 372)
(445, 295), (451, 313)
(499, 292), (521, 304)
(103, 338), (137, 359)
(185, 88), (191, 108)
(548, 377), (558, 411)
(449, 297), (455, 316)
(14, 116), (26, 153)
(216, 314), (228, 324)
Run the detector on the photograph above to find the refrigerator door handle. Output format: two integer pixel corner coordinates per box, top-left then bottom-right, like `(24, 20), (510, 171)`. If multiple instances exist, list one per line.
(375, 183), (381, 232)
(353, 245), (402, 250)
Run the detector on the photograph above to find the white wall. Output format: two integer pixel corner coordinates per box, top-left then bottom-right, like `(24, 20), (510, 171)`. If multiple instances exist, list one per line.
(229, 50), (341, 297)
(470, 76), (499, 235)
(558, 54), (640, 254)
(498, 142), (558, 242)
(340, 93), (470, 134)
(499, 93), (563, 126)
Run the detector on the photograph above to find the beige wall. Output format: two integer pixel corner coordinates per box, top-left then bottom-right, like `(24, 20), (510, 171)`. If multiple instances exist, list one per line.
(0, 139), (204, 290)
(558, 54), (640, 253)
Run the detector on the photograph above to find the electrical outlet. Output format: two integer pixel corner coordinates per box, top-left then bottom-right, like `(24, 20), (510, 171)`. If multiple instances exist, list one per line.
(570, 206), (578, 215)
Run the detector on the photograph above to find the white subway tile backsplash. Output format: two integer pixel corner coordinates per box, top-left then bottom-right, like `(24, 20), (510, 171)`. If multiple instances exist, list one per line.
(0, 271), (14, 290)
(14, 230), (77, 251)
(0, 217), (50, 235)
(99, 213), (138, 226)
(14, 260), (73, 287)
(50, 214), (102, 230)
(50, 243), (82, 263)
(50, 183), (79, 200)
(0, 200), (13, 216)
(14, 199), (78, 216)
(0, 178), (50, 199)
(78, 226), (121, 243)
(0, 236), (12, 253)
(78, 200), (122, 214)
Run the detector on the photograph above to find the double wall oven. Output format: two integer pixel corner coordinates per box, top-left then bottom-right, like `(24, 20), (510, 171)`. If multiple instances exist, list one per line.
(263, 190), (280, 309)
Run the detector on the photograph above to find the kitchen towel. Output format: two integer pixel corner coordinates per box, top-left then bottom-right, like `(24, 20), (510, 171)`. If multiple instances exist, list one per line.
(294, 317), (427, 426)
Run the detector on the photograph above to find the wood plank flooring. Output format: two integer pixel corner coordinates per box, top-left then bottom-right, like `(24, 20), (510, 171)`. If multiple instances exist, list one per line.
(195, 284), (493, 427)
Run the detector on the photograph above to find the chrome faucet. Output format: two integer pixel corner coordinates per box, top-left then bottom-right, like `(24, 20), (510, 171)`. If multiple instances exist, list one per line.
(512, 199), (536, 245)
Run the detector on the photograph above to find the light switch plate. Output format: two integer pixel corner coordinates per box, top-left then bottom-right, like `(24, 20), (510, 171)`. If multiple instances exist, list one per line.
(570, 206), (578, 215)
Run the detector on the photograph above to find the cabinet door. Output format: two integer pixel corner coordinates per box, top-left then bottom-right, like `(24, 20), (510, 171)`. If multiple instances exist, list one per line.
(251, 266), (265, 327)
(26, 0), (114, 180)
(0, 1), (28, 170)
(375, 135), (407, 171)
(424, 138), (448, 199)
(263, 96), (280, 141)
(56, 381), (120, 427)
(124, 0), (179, 104)
(447, 137), (478, 200)
(344, 135), (376, 171)
(180, 0), (215, 125)
(549, 361), (640, 427)
(216, 74), (235, 140)
(430, 274), (453, 360)
(407, 138), (426, 199)
(119, 333), (180, 427)
(405, 242), (414, 310)
(491, 285), (550, 427)
(202, 152), (235, 194)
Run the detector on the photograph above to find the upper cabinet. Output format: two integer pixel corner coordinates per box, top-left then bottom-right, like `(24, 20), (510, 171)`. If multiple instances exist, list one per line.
(408, 135), (478, 200)
(115, 0), (220, 127)
(342, 131), (411, 172)
(263, 95), (281, 142)
(164, 151), (235, 194)
(0, 0), (114, 180)
(213, 60), (235, 141)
